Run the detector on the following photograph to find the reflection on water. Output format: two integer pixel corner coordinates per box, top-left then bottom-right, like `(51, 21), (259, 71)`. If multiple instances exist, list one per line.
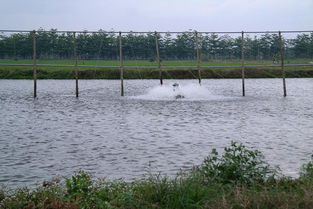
(0, 79), (313, 187)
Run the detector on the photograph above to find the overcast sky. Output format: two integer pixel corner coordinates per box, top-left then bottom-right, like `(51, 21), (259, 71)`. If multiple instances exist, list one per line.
(0, 0), (312, 32)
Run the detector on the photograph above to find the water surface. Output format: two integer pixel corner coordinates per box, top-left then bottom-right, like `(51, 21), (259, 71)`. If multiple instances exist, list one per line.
(0, 78), (313, 187)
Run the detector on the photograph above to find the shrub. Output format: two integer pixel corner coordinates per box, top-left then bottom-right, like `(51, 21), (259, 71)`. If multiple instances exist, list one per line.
(198, 141), (276, 185)
(65, 170), (94, 208)
(300, 154), (313, 180)
(0, 189), (4, 202)
(65, 171), (92, 199)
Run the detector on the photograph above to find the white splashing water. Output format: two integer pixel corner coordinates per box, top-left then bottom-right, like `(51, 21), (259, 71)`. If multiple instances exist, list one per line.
(131, 83), (228, 101)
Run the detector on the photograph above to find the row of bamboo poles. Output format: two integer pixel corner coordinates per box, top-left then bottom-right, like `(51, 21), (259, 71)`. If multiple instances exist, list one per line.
(30, 30), (287, 98)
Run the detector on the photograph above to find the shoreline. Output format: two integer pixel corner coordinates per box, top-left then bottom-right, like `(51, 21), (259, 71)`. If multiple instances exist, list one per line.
(1, 67), (313, 79)
(1, 142), (313, 209)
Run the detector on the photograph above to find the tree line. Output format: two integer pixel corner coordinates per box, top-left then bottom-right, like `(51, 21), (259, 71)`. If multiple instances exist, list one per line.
(0, 29), (312, 61)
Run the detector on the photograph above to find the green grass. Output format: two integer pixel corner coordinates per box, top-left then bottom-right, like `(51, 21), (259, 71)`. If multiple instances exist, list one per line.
(0, 58), (312, 66)
(0, 59), (313, 79)
(1, 142), (313, 209)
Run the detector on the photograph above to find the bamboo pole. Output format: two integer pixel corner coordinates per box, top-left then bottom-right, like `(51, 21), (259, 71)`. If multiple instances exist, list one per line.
(155, 32), (163, 85)
(279, 31), (287, 97)
(195, 31), (201, 84)
(241, 31), (245, 96)
(119, 32), (124, 96)
(73, 32), (79, 97)
(32, 30), (37, 98)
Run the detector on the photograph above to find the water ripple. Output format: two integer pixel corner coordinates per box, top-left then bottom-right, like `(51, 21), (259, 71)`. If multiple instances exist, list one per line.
(0, 79), (313, 187)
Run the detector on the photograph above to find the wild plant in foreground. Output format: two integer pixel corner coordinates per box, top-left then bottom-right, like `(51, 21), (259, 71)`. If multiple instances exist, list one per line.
(2, 142), (313, 209)
(198, 141), (277, 185)
(300, 154), (313, 180)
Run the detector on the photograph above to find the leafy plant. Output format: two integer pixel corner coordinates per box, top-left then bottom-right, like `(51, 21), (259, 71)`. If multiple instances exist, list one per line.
(300, 154), (313, 180)
(65, 170), (94, 208)
(198, 141), (276, 185)
(65, 171), (92, 198)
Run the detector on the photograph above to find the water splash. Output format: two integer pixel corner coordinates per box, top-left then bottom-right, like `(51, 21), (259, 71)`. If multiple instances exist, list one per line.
(131, 83), (226, 101)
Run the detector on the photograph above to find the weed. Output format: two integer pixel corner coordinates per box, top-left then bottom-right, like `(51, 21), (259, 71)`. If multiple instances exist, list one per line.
(300, 154), (313, 180)
(198, 141), (276, 185)
(1, 142), (313, 209)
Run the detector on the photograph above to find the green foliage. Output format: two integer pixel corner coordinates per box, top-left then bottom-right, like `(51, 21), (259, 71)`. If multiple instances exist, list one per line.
(2, 142), (313, 208)
(65, 170), (92, 199)
(300, 154), (313, 180)
(0, 190), (4, 202)
(65, 170), (95, 208)
(1, 63), (313, 79)
(198, 141), (275, 185)
(1, 30), (313, 61)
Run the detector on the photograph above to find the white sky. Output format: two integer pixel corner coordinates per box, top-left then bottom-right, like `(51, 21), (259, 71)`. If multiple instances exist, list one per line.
(0, 0), (312, 32)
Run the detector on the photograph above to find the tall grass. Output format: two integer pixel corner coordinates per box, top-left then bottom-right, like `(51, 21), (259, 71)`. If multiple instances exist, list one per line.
(1, 141), (313, 209)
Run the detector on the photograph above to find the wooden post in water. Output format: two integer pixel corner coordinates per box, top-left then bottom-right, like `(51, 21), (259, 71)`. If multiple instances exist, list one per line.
(32, 30), (37, 98)
(73, 32), (79, 97)
(155, 32), (163, 85)
(279, 31), (287, 97)
(241, 31), (245, 96)
(195, 31), (201, 84)
(119, 32), (124, 96)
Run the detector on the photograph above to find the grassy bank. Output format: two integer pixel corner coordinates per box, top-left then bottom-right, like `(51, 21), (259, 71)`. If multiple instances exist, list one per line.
(1, 66), (313, 80)
(1, 142), (313, 209)
(1, 59), (313, 79)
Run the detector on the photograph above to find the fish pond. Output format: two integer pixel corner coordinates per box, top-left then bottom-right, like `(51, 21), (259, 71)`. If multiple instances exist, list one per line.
(0, 78), (312, 187)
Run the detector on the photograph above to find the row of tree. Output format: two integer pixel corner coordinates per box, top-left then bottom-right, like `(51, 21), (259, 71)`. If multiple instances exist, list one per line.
(0, 29), (313, 60)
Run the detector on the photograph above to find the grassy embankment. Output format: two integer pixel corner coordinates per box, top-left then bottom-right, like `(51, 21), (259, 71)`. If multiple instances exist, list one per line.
(0, 59), (313, 79)
(1, 141), (313, 209)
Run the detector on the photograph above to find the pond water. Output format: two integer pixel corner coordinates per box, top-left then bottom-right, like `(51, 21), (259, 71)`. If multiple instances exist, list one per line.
(0, 78), (313, 187)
